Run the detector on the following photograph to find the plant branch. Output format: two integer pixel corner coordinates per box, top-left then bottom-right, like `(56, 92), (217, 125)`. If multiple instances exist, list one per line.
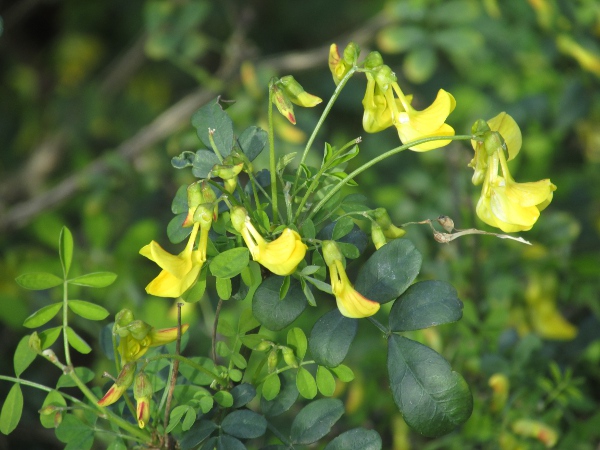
(163, 303), (183, 447)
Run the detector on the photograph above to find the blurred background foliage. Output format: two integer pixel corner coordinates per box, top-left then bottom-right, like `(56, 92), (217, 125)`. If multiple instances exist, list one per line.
(1, 0), (600, 448)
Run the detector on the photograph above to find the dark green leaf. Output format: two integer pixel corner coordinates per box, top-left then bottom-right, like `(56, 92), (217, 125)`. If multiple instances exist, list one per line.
(59, 227), (74, 277)
(309, 309), (357, 367)
(0, 384), (23, 435)
(332, 217), (355, 240)
(180, 420), (218, 450)
(66, 327), (92, 354)
(210, 248), (249, 279)
(179, 357), (218, 386)
(171, 185), (189, 214)
(192, 149), (222, 178)
(68, 272), (117, 288)
(324, 428), (382, 450)
(389, 281), (463, 331)
(15, 272), (63, 291)
(354, 239), (422, 304)
(55, 414), (93, 449)
(238, 126), (267, 161)
(290, 398), (344, 445)
(167, 212), (192, 244)
(191, 99), (234, 157)
(261, 371), (298, 416)
(296, 367), (317, 399)
(221, 410), (267, 439)
(317, 223), (368, 255)
(337, 242), (359, 259)
(300, 218), (316, 239)
(231, 384), (256, 409)
(171, 151), (196, 170)
(202, 435), (246, 450)
(13, 336), (37, 377)
(23, 303), (63, 328)
(253, 277), (307, 331)
(39, 326), (62, 349)
(68, 300), (110, 321)
(387, 335), (472, 437)
(57, 367), (95, 388)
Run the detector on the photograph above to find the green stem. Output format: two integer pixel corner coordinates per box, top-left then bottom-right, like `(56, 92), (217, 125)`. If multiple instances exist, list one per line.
(292, 66), (357, 193)
(268, 85), (278, 225)
(266, 420), (292, 446)
(367, 317), (389, 335)
(145, 354), (228, 387)
(307, 135), (473, 222)
(208, 130), (224, 163)
(62, 280), (71, 367)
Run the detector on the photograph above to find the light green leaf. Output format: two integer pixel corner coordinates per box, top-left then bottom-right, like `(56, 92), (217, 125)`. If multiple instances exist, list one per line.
(57, 367), (95, 388)
(296, 367), (317, 399)
(332, 217), (355, 240)
(261, 371), (298, 417)
(68, 272), (117, 288)
(210, 247), (249, 279)
(287, 328), (307, 360)
(13, 335), (37, 377)
(261, 374), (281, 401)
(68, 300), (110, 321)
(66, 327), (92, 354)
(15, 272), (63, 291)
(387, 335), (473, 437)
(330, 364), (354, 382)
(59, 227), (74, 277)
(215, 277), (232, 300)
(316, 366), (336, 397)
(39, 390), (66, 429)
(213, 391), (233, 408)
(23, 302), (63, 329)
(39, 326), (63, 349)
(0, 384), (23, 435)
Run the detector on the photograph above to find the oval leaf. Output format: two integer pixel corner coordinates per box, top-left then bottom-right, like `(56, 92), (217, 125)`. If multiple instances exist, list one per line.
(354, 239), (422, 304)
(261, 374), (281, 401)
(68, 300), (110, 321)
(324, 428), (382, 450)
(253, 277), (307, 331)
(237, 126), (267, 161)
(389, 280), (463, 331)
(0, 384), (23, 435)
(221, 410), (267, 439)
(210, 248), (249, 279)
(316, 366), (336, 397)
(309, 309), (357, 368)
(23, 303), (63, 329)
(39, 326), (63, 349)
(13, 335), (37, 377)
(290, 398), (344, 445)
(261, 370), (298, 417)
(68, 272), (117, 288)
(59, 227), (74, 277)
(15, 272), (63, 291)
(66, 327), (92, 354)
(296, 367), (317, 399)
(39, 390), (67, 429)
(231, 384), (256, 409)
(387, 335), (473, 437)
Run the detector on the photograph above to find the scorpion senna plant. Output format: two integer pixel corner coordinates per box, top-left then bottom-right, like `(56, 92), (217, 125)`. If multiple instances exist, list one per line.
(2, 41), (555, 449)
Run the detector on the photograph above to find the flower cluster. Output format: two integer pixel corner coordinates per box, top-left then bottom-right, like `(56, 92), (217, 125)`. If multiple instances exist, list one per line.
(469, 113), (556, 232)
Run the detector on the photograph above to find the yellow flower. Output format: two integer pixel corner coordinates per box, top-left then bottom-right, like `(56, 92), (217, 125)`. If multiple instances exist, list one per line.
(118, 321), (190, 363)
(237, 220), (306, 276)
(329, 259), (380, 318)
(140, 220), (208, 298)
(473, 115), (556, 232)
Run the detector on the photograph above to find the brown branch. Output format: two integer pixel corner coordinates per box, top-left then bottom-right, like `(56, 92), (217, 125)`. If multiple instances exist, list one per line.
(163, 302), (183, 450)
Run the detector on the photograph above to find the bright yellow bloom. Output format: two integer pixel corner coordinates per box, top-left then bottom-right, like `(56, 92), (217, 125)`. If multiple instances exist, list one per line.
(97, 362), (136, 407)
(329, 259), (380, 318)
(473, 114), (556, 232)
(118, 322), (190, 363)
(238, 220), (306, 276)
(140, 220), (208, 298)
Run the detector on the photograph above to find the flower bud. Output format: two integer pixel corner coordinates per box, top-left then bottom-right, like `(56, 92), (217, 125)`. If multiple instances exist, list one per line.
(126, 320), (152, 341)
(471, 118), (490, 136)
(193, 204), (215, 228)
(322, 240), (344, 267)
(373, 65), (396, 90)
(281, 347), (298, 368)
(230, 206), (248, 233)
(342, 42), (360, 66)
(373, 208), (406, 239)
(279, 76), (322, 108)
(134, 372), (153, 429)
(271, 83), (296, 124)
(29, 332), (42, 354)
(483, 130), (506, 156)
(98, 362), (136, 407)
(256, 340), (273, 352)
(187, 182), (204, 210)
(115, 309), (134, 328)
(511, 419), (558, 447)
(329, 43), (356, 85)
(267, 349), (279, 373)
(201, 181), (217, 204)
(488, 373), (509, 412)
(209, 162), (244, 180)
(371, 223), (387, 250)
(364, 51), (383, 69)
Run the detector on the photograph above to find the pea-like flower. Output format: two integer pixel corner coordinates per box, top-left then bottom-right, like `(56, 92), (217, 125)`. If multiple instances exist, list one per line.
(472, 113), (556, 232)
(97, 362), (136, 407)
(231, 207), (307, 276)
(117, 320), (190, 363)
(322, 240), (380, 319)
(134, 372), (153, 429)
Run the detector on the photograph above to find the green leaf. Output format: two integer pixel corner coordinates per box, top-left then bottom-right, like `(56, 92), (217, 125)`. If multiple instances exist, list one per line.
(330, 364), (354, 382)
(296, 367), (317, 399)
(214, 390), (234, 408)
(68, 272), (117, 288)
(171, 184), (189, 214)
(354, 239), (422, 304)
(389, 281), (463, 331)
(191, 149), (221, 178)
(178, 357), (217, 386)
(199, 396), (214, 414)
(0, 384), (23, 435)
(221, 410), (267, 439)
(179, 420), (218, 450)
(279, 275), (291, 300)
(14, 335), (37, 377)
(287, 328), (307, 360)
(300, 218), (316, 239)
(204, 435), (246, 450)
(166, 405), (192, 433)
(57, 367), (95, 388)
(337, 242), (360, 259)
(387, 335), (473, 437)
(55, 414), (94, 449)
(237, 126), (267, 161)
(59, 227), (74, 277)
(231, 384), (256, 409)
(332, 217), (355, 240)
(68, 300), (110, 321)
(309, 309), (357, 367)
(290, 398), (344, 445)
(191, 99), (234, 157)
(15, 272), (63, 290)
(66, 327), (92, 354)
(39, 326), (62, 349)
(167, 212), (192, 244)
(403, 46), (437, 84)
(215, 277), (232, 300)
(182, 406), (197, 431)
(210, 247), (249, 279)
(39, 390), (66, 429)
(231, 352), (247, 370)
(182, 265), (208, 302)
(261, 374), (281, 401)
(316, 366), (336, 397)
(23, 302), (63, 328)
(324, 428), (382, 450)
(253, 277), (307, 331)
(302, 279), (317, 307)
(261, 370), (298, 417)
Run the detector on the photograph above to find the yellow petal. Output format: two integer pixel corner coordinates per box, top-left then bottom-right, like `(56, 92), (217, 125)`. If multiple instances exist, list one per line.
(149, 324), (190, 346)
(407, 89), (455, 133)
(487, 112), (522, 161)
(506, 179), (555, 208)
(396, 122), (455, 151)
(335, 287), (381, 318)
(490, 184), (540, 230)
(259, 229), (307, 276)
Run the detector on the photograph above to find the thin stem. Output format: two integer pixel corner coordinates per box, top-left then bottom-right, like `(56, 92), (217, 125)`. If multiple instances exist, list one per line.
(212, 299), (224, 363)
(266, 420), (292, 446)
(367, 316), (389, 335)
(163, 303), (183, 446)
(268, 85), (278, 225)
(307, 135), (473, 221)
(62, 280), (71, 367)
(207, 130), (224, 163)
(292, 66), (357, 193)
